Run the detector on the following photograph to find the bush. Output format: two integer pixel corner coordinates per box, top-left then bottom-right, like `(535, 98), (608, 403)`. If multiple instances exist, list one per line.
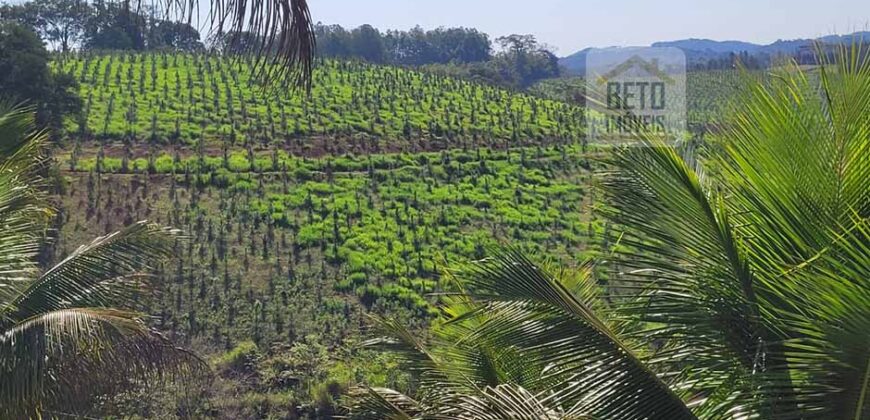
(214, 340), (260, 376)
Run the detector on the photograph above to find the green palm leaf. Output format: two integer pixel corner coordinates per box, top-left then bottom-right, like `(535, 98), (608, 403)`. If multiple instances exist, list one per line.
(434, 384), (593, 420)
(0, 307), (200, 418)
(601, 45), (870, 418)
(451, 251), (696, 419)
(0, 103), (204, 416)
(348, 387), (420, 420)
(352, 251), (696, 420)
(7, 221), (181, 322)
(0, 103), (50, 306)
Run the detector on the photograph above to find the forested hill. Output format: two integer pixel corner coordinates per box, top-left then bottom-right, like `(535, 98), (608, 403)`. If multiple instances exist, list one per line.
(58, 52), (583, 155)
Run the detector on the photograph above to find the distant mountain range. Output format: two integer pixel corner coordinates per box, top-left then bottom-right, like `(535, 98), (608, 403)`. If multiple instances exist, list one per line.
(560, 31), (870, 74)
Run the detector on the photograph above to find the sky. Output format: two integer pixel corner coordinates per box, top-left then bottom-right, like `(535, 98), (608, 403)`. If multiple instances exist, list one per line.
(310, 0), (870, 55)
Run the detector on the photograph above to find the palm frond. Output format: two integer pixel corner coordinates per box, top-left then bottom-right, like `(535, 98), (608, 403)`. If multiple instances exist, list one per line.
(0, 307), (203, 418)
(0, 102), (202, 417)
(435, 295), (545, 391)
(0, 102), (50, 307)
(598, 128), (815, 416)
(718, 48), (870, 272)
(0, 102), (42, 162)
(346, 387), (420, 420)
(773, 216), (870, 419)
(357, 308), (559, 418)
(200, 0), (315, 87)
(5, 221), (181, 324)
(435, 384), (593, 420)
(600, 45), (870, 418)
(363, 316), (447, 388)
(714, 45), (870, 418)
(450, 250), (696, 419)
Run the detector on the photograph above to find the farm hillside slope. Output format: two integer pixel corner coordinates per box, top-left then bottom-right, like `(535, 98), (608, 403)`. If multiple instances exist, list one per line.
(48, 52), (617, 416)
(59, 52), (584, 156)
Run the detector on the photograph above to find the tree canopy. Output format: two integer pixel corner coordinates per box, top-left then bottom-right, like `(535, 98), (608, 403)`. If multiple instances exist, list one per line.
(0, 21), (79, 128)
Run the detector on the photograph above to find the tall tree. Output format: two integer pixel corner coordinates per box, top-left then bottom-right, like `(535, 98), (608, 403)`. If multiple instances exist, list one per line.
(315, 23), (352, 59)
(494, 34), (559, 87)
(0, 1), (41, 31)
(34, 0), (91, 51)
(351, 24), (386, 63)
(0, 22), (80, 129)
(83, 0), (147, 50)
(148, 19), (202, 51)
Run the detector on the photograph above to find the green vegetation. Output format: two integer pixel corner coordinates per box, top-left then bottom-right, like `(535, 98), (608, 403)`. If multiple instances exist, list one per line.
(53, 132), (602, 415)
(2, 0), (863, 411)
(0, 21), (80, 129)
(57, 143), (599, 335)
(46, 49), (865, 418)
(0, 103), (199, 418)
(30, 49), (591, 417)
(350, 49), (870, 419)
(57, 52), (583, 151)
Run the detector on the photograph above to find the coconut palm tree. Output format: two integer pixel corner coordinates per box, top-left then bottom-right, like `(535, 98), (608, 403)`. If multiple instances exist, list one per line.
(348, 46), (870, 419)
(0, 103), (201, 418)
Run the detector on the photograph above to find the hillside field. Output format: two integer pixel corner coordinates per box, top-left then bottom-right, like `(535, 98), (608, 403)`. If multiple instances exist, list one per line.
(56, 52), (584, 155)
(47, 51), (741, 415)
(49, 51), (607, 413)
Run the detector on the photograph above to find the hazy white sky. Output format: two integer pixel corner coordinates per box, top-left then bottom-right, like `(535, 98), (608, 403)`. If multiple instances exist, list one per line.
(310, 0), (869, 55)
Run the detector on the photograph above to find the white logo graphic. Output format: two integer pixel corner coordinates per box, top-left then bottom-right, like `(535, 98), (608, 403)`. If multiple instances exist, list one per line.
(585, 47), (687, 145)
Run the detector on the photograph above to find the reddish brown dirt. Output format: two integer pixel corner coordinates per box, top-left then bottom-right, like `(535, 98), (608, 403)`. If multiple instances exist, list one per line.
(63, 134), (577, 160)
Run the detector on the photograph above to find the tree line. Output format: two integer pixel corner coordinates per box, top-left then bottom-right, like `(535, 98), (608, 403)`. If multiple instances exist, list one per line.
(314, 24), (491, 65)
(0, 0), (203, 52)
(1, 0), (562, 91)
(311, 25), (560, 88)
(216, 24), (560, 89)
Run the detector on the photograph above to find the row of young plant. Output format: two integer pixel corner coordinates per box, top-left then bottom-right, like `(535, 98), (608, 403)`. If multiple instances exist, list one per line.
(56, 52), (585, 149)
(57, 142), (604, 335)
(54, 143), (606, 414)
(68, 135), (594, 176)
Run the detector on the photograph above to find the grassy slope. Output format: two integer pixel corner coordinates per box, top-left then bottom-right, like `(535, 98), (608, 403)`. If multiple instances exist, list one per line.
(57, 52), (584, 154)
(56, 146), (600, 323)
(50, 52), (612, 416)
(54, 144), (603, 416)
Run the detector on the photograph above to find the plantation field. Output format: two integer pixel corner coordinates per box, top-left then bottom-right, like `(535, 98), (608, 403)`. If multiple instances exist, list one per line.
(50, 52), (607, 414)
(54, 144), (602, 373)
(56, 52), (584, 154)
